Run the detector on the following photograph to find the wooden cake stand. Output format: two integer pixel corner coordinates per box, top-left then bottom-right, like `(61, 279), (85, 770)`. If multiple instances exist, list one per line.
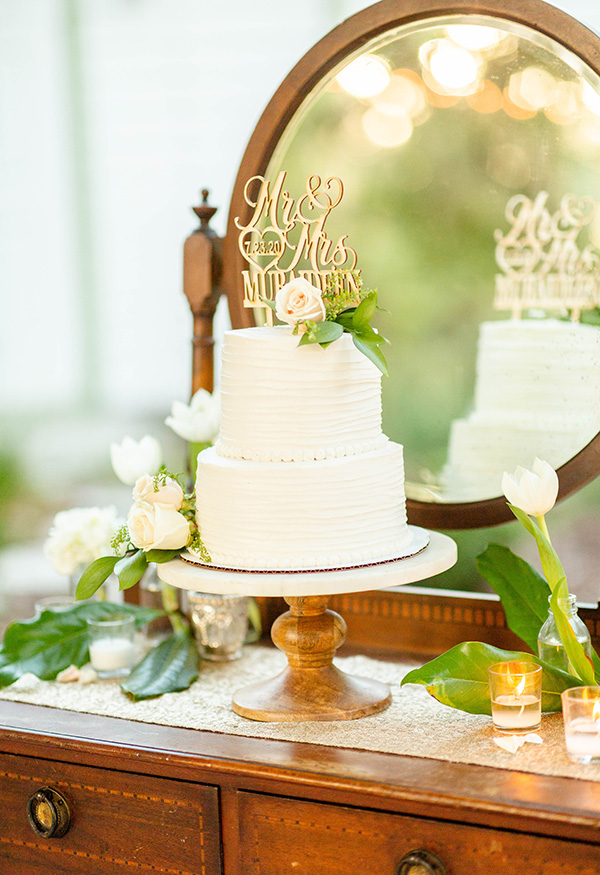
(158, 527), (456, 723)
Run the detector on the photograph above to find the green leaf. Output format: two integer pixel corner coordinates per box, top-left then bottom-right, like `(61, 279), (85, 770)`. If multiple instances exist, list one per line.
(121, 632), (199, 700)
(259, 297), (276, 312)
(549, 587), (597, 685)
(76, 555), (120, 601)
(352, 291), (378, 331)
(0, 602), (162, 689)
(508, 505), (566, 592)
(352, 335), (388, 375)
(313, 320), (344, 344)
(334, 311), (356, 331)
(145, 549), (182, 564)
(476, 544), (550, 651)
(401, 641), (579, 715)
(115, 549), (148, 591)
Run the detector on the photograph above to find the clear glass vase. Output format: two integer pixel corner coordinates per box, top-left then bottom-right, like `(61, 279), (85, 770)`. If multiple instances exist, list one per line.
(537, 594), (592, 673)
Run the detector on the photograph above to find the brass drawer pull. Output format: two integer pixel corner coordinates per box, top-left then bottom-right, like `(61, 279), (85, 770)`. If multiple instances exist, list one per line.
(396, 849), (447, 875)
(27, 787), (71, 839)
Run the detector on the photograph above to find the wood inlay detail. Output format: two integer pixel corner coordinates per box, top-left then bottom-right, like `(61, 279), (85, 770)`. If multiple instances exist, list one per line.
(0, 836), (201, 875)
(0, 769), (197, 808)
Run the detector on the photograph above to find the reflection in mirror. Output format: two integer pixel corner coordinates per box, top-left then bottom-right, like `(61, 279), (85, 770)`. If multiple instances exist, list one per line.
(258, 14), (600, 504)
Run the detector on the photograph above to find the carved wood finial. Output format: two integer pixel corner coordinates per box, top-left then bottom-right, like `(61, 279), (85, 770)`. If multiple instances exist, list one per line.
(192, 189), (218, 233)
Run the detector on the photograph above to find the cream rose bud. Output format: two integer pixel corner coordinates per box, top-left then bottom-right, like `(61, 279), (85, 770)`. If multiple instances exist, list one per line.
(132, 474), (184, 510)
(502, 458), (559, 517)
(275, 277), (326, 328)
(128, 502), (191, 552)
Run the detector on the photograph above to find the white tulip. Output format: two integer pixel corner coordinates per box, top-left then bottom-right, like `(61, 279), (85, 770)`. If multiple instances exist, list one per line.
(110, 435), (162, 485)
(127, 502), (191, 552)
(501, 458), (559, 517)
(165, 389), (220, 443)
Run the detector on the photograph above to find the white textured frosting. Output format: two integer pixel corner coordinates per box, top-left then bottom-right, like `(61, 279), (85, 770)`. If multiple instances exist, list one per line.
(194, 444), (409, 570)
(474, 319), (600, 423)
(443, 319), (600, 500)
(216, 326), (386, 462)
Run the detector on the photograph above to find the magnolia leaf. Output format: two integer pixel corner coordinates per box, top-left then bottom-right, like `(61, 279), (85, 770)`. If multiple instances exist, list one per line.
(401, 641), (578, 715)
(145, 549), (182, 564)
(121, 632), (199, 700)
(508, 505), (566, 591)
(76, 555), (120, 601)
(116, 549), (148, 591)
(0, 602), (161, 689)
(352, 291), (377, 331)
(476, 544), (550, 651)
(549, 587), (597, 685)
(352, 335), (388, 375)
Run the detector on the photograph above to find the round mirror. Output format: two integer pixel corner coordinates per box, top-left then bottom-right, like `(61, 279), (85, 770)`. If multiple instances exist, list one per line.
(223, 0), (600, 529)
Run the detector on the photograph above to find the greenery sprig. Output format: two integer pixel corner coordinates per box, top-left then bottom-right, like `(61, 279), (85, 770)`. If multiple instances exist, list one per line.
(264, 272), (390, 375)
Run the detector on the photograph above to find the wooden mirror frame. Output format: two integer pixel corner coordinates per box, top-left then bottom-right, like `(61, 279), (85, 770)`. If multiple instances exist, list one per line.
(205, 0), (600, 531)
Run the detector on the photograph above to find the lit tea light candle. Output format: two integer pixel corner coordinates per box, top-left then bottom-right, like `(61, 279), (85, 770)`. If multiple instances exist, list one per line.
(86, 615), (136, 679)
(488, 661), (542, 734)
(562, 687), (600, 763)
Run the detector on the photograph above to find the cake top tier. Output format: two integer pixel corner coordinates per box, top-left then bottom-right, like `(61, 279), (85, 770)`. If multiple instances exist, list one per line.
(216, 326), (387, 463)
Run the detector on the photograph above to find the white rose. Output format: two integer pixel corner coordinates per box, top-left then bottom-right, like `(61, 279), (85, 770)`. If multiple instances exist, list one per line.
(502, 458), (559, 517)
(110, 435), (162, 486)
(127, 502), (191, 552)
(165, 389), (221, 443)
(275, 278), (326, 328)
(132, 473), (184, 510)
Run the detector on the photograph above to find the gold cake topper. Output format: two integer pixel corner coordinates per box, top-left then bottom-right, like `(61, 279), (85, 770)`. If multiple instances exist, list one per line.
(235, 172), (359, 323)
(494, 191), (600, 320)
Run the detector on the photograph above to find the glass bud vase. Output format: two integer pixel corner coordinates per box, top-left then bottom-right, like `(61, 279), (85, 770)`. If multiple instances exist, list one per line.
(537, 594), (592, 673)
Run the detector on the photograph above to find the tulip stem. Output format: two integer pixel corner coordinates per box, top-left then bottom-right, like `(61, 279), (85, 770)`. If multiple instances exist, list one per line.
(161, 582), (186, 635)
(536, 514), (550, 544)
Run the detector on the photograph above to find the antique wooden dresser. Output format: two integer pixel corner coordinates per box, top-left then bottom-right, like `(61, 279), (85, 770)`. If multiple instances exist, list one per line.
(2, 679), (600, 874)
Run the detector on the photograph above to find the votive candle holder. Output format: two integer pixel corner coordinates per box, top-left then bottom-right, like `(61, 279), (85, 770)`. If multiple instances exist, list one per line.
(488, 661), (542, 733)
(87, 615), (136, 679)
(561, 686), (600, 764)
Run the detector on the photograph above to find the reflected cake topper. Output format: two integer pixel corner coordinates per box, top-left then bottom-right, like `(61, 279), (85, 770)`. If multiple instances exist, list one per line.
(235, 171), (359, 323)
(494, 191), (600, 320)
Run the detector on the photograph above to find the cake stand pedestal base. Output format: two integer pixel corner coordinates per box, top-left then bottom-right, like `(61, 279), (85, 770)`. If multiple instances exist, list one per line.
(232, 595), (391, 722)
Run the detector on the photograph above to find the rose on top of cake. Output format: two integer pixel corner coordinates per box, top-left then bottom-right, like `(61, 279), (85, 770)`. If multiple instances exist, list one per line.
(264, 273), (389, 375)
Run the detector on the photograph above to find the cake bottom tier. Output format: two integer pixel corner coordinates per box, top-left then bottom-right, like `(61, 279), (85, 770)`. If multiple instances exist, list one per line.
(441, 416), (599, 501)
(194, 443), (410, 570)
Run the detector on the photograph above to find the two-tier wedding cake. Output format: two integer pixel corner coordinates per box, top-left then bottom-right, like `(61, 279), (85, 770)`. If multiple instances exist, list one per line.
(191, 325), (411, 570)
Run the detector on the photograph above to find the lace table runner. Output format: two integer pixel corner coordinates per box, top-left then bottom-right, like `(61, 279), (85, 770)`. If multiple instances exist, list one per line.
(1, 645), (598, 782)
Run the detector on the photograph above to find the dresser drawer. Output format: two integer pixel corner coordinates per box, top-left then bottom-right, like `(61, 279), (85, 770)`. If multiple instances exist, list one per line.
(0, 752), (221, 875)
(238, 791), (599, 875)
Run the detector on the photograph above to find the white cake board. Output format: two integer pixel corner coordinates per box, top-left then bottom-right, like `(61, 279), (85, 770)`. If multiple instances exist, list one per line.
(157, 527), (456, 597)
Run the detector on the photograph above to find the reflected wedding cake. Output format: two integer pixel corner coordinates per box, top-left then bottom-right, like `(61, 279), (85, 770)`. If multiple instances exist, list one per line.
(442, 318), (600, 500)
(191, 325), (411, 570)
